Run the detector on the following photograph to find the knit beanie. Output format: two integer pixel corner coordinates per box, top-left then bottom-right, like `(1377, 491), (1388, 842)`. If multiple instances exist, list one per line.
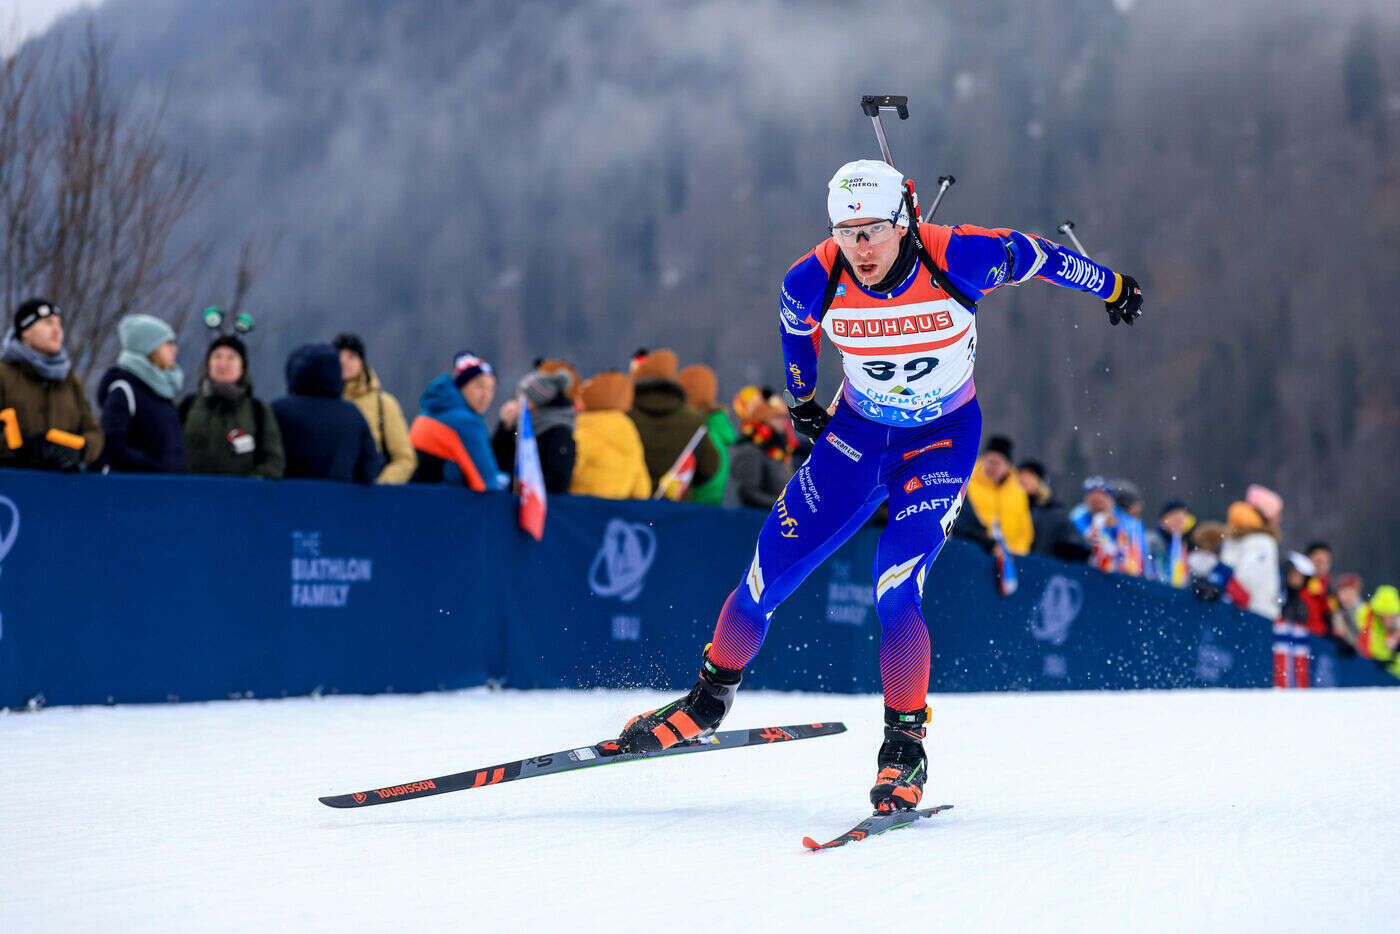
(118, 314), (176, 356)
(519, 370), (571, 407)
(536, 360), (581, 404)
(1372, 585), (1400, 617)
(631, 349), (679, 382)
(983, 435), (1013, 460)
(14, 297), (59, 337)
(205, 334), (248, 370)
(1245, 484), (1283, 525)
(452, 350), (493, 388)
(678, 364), (719, 410)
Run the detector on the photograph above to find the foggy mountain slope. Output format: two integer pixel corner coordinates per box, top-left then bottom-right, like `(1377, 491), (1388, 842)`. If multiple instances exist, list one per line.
(35, 0), (1400, 578)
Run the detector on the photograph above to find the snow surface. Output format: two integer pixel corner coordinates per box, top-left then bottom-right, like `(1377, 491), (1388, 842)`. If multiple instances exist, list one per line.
(3, 687), (1398, 932)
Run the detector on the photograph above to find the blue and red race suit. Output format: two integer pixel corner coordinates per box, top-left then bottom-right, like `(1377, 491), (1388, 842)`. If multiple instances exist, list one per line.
(707, 223), (1124, 713)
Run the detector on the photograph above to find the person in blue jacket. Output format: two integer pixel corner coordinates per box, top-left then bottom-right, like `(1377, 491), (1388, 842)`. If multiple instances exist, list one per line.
(271, 343), (382, 484)
(618, 158), (1143, 814)
(96, 314), (187, 473)
(408, 351), (507, 490)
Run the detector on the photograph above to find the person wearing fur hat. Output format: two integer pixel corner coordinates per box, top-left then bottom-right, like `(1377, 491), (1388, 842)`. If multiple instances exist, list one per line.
(407, 350), (506, 489)
(570, 371), (651, 499)
(627, 349), (718, 495)
(1220, 500), (1281, 619)
(96, 313), (187, 473)
(271, 343), (382, 484)
(0, 297), (103, 470)
(492, 361), (578, 495)
(677, 364), (736, 506)
(724, 386), (796, 509)
(334, 333), (416, 485)
(179, 335), (284, 478)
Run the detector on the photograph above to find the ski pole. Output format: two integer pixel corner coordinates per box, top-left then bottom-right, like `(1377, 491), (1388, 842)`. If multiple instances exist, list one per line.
(860, 94), (908, 168)
(860, 94), (956, 224)
(1056, 220), (1090, 258)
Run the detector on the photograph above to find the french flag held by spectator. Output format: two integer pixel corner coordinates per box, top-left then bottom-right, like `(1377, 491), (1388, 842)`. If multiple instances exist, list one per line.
(515, 396), (546, 540)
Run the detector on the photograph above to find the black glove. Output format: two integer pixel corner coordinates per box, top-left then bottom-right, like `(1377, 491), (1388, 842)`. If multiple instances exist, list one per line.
(1106, 274), (1143, 326)
(787, 398), (832, 443)
(24, 432), (84, 471)
(1191, 576), (1221, 603)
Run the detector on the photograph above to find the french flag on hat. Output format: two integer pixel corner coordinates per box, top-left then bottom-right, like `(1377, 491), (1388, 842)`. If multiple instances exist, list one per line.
(515, 395), (546, 540)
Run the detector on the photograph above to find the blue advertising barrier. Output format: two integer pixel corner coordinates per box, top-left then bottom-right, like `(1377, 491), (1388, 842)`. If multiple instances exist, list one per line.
(0, 470), (1391, 708)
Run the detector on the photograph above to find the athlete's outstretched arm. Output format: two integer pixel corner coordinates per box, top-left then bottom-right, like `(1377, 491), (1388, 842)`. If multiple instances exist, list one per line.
(940, 224), (1133, 308)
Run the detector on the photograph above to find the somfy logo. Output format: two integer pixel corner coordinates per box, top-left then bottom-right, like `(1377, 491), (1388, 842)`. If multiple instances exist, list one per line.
(588, 519), (657, 603)
(1029, 575), (1083, 646)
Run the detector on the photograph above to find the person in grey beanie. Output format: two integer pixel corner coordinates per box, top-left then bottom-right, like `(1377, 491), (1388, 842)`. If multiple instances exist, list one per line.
(96, 314), (186, 472)
(492, 365), (577, 494)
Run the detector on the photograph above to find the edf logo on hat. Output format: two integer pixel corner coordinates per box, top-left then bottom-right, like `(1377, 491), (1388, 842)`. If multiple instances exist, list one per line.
(827, 160), (908, 227)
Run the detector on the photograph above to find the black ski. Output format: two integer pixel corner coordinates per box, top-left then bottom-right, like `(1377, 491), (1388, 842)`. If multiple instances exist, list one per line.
(802, 804), (953, 850)
(319, 722), (846, 808)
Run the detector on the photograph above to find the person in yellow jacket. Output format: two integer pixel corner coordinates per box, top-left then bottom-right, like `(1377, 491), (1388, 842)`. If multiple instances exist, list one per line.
(570, 371), (651, 499)
(963, 434), (1034, 555)
(1357, 585), (1400, 677)
(333, 334), (416, 484)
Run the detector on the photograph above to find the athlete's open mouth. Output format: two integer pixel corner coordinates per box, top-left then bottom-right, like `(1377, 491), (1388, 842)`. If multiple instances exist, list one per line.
(857, 263), (877, 276)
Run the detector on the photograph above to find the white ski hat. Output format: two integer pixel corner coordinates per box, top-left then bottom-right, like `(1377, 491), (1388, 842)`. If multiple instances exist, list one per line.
(827, 159), (909, 227)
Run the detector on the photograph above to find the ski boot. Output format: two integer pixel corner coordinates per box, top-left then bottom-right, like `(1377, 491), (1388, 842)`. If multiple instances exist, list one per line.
(870, 705), (929, 813)
(618, 648), (743, 754)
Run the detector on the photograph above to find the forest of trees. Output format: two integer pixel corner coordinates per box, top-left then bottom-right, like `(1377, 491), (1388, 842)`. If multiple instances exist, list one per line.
(16, 0), (1400, 582)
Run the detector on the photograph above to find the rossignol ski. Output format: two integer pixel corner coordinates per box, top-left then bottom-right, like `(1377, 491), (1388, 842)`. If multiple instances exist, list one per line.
(319, 722), (846, 808)
(802, 804), (953, 850)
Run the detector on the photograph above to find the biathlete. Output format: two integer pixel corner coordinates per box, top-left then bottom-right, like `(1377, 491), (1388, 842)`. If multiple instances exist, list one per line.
(619, 159), (1143, 812)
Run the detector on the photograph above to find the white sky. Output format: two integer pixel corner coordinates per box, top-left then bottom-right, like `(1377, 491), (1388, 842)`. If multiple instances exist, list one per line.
(2, 0), (100, 53)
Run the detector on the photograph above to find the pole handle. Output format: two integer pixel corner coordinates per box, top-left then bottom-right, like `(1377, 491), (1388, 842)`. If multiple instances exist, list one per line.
(860, 94), (909, 119)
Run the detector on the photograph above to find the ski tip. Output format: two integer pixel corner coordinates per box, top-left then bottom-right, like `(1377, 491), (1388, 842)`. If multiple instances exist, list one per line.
(801, 836), (822, 850)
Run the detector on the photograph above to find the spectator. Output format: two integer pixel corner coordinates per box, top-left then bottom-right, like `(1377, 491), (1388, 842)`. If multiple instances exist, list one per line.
(570, 370), (650, 499)
(1145, 499), (1195, 582)
(1017, 460), (1090, 561)
(1220, 501), (1281, 619)
(0, 297), (102, 470)
(271, 343), (382, 483)
(628, 349), (718, 495)
(493, 364), (577, 494)
(725, 385), (796, 510)
(180, 334), (284, 478)
(1280, 552), (1315, 687)
(97, 314), (186, 473)
(1187, 520), (1251, 608)
(677, 364), (736, 506)
(1246, 483), (1284, 535)
(408, 350), (506, 489)
(333, 333), (416, 484)
(1071, 477), (1127, 572)
(1333, 573), (1365, 649)
(1112, 480), (1145, 520)
(1299, 541), (1336, 639)
(1356, 585), (1400, 674)
(963, 435), (1033, 555)
(1281, 553), (1313, 626)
